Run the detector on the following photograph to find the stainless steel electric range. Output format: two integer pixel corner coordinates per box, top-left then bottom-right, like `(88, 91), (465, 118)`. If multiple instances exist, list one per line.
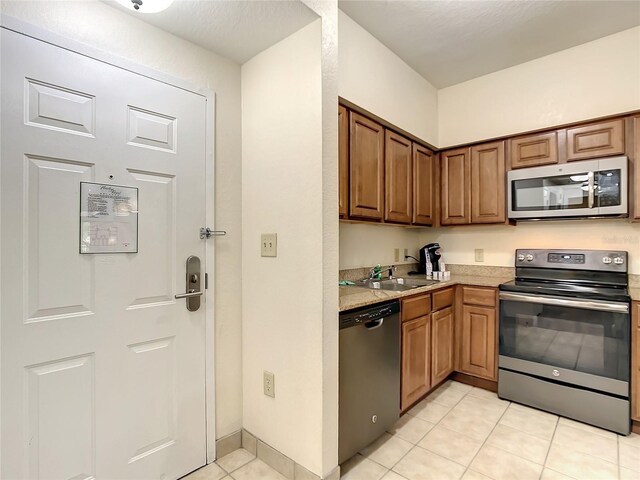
(498, 249), (631, 434)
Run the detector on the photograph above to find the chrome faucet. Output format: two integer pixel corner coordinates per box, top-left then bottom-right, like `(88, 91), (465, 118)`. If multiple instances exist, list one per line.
(366, 265), (397, 280)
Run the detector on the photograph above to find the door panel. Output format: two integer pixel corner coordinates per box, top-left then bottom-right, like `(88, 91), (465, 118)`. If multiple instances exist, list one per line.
(1, 28), (207, 480)
(401, 315), (430, 411)
(339, 105), (349, 218)
(509, 131), (558, 169)
(413, 144), (434, 226)
(566, 119), (625, 161)
(461, 305), (497, 380)
(431, 307), (454, 385)
(385, 130), (412, 224)
(349, 112), (384, 219)
(440, 148), (470, 225)
(471, 141), (505, 224)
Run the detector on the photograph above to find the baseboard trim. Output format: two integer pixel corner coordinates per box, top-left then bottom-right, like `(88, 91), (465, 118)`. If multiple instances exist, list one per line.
(217, 428), (338, 479)
(450, 372), (498, 392)
(633, 420), (640, 434)
(215, 430), (242, 459)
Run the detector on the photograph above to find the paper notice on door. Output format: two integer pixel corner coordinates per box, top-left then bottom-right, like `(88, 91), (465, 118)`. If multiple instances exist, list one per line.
(80, 182), (138, 253)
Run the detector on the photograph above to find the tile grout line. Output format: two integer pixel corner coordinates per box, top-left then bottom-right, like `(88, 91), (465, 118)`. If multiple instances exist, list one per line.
(538, 415), (560, 480)
(382, 382), (473, 476)
(460, 389), (512, 480)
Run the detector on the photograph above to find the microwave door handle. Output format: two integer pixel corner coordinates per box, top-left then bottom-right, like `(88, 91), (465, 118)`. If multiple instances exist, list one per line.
(588, 171), (595, 208)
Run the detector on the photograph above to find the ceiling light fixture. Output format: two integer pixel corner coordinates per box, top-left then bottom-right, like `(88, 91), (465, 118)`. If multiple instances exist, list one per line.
(115, 0), (174, 13)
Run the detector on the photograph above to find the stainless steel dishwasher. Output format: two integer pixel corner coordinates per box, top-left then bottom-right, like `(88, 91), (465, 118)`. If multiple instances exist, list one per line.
(338, 300), (400, 464)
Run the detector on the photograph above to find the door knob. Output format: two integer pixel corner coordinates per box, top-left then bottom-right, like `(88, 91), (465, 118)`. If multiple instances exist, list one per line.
(176, 256), (202, 311)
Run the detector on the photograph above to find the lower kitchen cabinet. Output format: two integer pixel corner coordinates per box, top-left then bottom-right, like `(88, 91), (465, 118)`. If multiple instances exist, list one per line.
(431, 306), (455, 385)
(633, 302), (640, 422)
(401, 315), (431, 411)
(458, 287), (498, 381)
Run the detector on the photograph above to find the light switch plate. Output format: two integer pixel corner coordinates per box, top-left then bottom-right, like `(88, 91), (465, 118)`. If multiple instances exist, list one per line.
(475, 249), (484, 262)
(394, 248), (400, 262)
(261, 233), (277, 257)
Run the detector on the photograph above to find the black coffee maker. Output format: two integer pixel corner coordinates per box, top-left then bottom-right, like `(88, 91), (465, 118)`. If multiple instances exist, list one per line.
(417, 243), (442, 274)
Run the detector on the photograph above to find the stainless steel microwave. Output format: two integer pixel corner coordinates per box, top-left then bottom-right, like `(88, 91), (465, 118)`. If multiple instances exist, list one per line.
(508, 156), (628, 220)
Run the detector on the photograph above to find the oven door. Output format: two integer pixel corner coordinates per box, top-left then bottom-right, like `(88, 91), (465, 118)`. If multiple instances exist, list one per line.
(499, 292), (630, 396)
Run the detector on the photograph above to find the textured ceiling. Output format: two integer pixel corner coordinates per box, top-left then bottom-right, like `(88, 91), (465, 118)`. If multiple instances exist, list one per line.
(339, 0), (640, 88)
(105, 0), (319, 64)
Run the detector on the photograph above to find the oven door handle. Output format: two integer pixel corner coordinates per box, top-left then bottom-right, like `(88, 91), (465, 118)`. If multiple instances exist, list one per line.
(499, 292), (629, 314)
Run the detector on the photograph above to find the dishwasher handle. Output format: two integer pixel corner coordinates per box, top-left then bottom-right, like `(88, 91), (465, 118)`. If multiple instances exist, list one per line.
(364, 318), (384, 330)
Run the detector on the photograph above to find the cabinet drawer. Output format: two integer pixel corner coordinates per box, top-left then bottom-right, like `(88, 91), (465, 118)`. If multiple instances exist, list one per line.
(432, 288), (454, 311)
(462, 286), (496, 307)
(402, 294), (430, 321)
(566, 119), (625, 161)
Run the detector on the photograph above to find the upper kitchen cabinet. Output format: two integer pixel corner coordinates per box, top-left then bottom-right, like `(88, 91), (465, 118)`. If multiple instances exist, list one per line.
(630, 115), (640, 220)
(509, 131), (558, 169)
(440, 148), (470, 225)
(339, 105), (349, 218)
(349, 111), (385, 220)
(471, 141), (506, 224)
(566, 118), (625, 161)
(441, 142), (506, 225)
(413, 144), (435, 226)
(385, 130), (412, 224)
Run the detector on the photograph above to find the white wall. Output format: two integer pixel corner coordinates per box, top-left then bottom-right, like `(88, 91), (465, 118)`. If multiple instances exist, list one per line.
(338, 10), (438, 146)
(0, 0), (244, 440)
(421, 220), (640, 274)
(241, 19), (329, 476)
(438, 26), (640, 147)
(339, 223), (422, 270)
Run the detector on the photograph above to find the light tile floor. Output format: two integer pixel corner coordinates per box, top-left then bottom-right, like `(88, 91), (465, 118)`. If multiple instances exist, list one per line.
(183, 448), (287, 480)
(341, 380), (640, 480)
(183, 380), (640, 480)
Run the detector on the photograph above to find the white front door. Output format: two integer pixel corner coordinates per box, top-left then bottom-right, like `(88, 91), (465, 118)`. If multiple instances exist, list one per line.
(1, 27), (209, 479)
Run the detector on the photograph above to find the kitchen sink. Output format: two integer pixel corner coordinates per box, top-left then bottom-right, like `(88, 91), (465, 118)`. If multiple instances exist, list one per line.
(355, 277), (439, 291)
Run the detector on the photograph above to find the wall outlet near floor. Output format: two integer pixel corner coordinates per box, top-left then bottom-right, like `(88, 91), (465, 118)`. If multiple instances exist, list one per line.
(261, 233), (277, 257)
(264, 371), (275, 398)
(475, 249), (485, 262)
(394, 248), (400, 262)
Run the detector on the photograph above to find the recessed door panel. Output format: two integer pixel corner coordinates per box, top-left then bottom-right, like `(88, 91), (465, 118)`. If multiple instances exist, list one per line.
(127, 337), (176, 464)
(26, 78), (95, 136)
(26, 156), (95, 322)
(26, 354), (95, 480)
(127, 106), (177, 153)
(126, 170), (176, 309)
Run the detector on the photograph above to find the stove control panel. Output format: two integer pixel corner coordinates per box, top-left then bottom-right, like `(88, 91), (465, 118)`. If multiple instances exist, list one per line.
(548, 253), (585, 264)
(515, 249), (628, 272)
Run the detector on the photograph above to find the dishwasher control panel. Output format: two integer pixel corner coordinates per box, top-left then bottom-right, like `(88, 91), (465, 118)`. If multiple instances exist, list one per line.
(339, 301), (400, 329)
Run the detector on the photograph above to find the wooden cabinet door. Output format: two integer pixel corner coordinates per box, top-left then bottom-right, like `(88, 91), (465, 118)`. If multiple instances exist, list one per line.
(431, 307), (454, 385)
(385, 130), (412, 224)
(509, 131), (559, 169)
(440, 148), (470, 225)
(631, 116), (640, 221)
(460, 304), (497, 380)
(338, 105), (349, 218)
(413, 143), (434, 226)
(471, 141), (505, 224)
(349, 112), (384, 219)
(566, 119), (625, 161)
(401, 315), (430, 411)
(632, 302), (640, 421)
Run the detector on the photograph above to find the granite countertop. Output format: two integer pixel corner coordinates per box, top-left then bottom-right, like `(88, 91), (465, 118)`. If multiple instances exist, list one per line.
(339, 274), (513, 311)
(629, 287), (640, 302)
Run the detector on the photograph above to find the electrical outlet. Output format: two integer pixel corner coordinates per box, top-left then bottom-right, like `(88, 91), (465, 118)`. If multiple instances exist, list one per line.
(403, 248), (409, 259)
(394, 248), (400, 262)
(475, 249), (485, 262)
(264, 371), (275, 398)
(261, 233), (277, 257)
